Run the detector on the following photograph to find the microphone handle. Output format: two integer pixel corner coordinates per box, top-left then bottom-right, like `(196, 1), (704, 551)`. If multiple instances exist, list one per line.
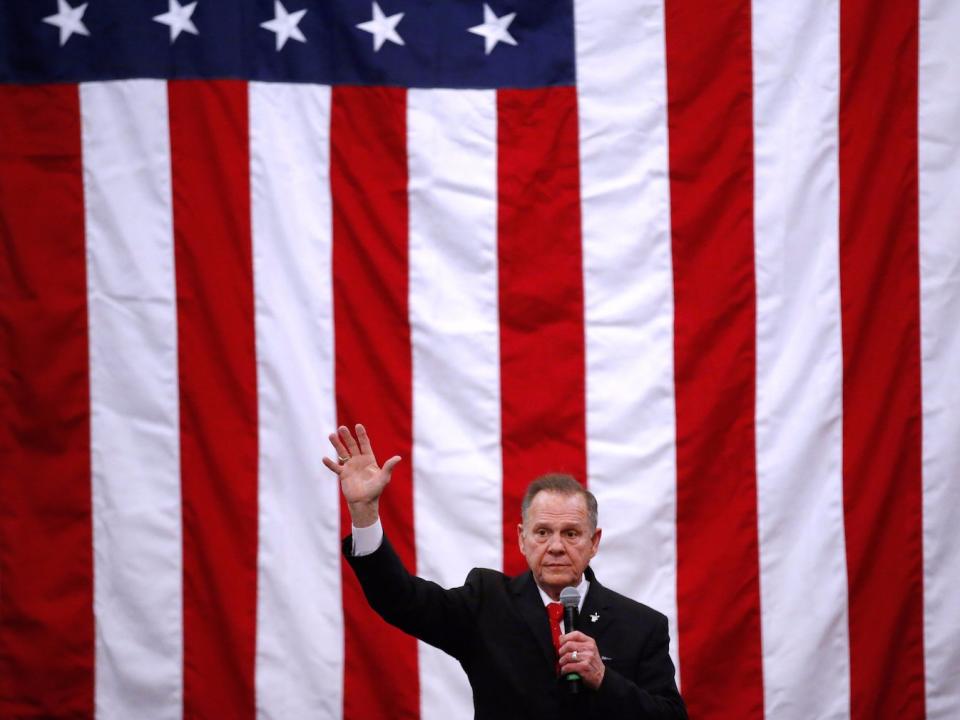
(562, 606), (582, 694)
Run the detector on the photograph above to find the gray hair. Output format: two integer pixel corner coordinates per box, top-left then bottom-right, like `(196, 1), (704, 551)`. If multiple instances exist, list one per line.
(520, 473), (598, 531)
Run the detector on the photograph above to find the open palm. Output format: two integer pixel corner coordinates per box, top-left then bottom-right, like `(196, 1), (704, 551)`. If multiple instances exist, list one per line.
(323, 424), (400, 518)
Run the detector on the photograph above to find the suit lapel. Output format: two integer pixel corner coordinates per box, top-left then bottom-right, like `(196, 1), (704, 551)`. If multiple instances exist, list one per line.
(580, 567), (615, 643)
(510, 572), (557, 669)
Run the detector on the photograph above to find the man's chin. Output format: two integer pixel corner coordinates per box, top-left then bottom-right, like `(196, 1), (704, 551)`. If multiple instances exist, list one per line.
(540, 569), (576, 587)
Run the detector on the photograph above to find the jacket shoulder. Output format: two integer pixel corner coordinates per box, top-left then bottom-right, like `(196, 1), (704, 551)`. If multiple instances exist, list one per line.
(463, 566), (515, 596)
(602, 585), (667, 624)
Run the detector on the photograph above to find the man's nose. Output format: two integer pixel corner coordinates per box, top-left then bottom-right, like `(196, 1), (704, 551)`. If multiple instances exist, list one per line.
(547, 534), (565, 553)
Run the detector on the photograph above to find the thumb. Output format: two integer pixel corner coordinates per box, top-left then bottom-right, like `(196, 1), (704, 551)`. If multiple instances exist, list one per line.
(382, 455), (402, 479)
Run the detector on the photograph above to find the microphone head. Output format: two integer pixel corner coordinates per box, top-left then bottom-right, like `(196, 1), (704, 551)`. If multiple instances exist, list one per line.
(559, 586), (580, 608)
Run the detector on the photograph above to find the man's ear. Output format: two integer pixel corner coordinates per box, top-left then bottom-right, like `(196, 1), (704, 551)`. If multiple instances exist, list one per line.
(517, 523), (525, 556)
(590, 527), (602, 557)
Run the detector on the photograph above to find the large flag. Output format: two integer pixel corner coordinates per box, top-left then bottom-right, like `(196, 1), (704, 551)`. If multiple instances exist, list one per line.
(1, 0), (958, 718)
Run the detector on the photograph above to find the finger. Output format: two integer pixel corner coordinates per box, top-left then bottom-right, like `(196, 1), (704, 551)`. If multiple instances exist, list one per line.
(338, 425), (361, 456)
(328, 432), (350, 459)
(558, 636), (591, 654)
(321, 456), (343, 475)
(355, 423), (374, 456)
(382, 455), (402, 479)
(568, 661), (602, 691)
(560, 655), (589, 672)
(560, 647), (588, 663)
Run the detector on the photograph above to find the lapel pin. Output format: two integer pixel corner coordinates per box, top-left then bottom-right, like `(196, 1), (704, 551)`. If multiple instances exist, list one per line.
(590, 612), (599, 623)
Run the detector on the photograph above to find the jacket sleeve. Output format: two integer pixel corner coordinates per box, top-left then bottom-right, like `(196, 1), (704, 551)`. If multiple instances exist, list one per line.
(343, 532), (479, 659)
(592, 614), (688, 720)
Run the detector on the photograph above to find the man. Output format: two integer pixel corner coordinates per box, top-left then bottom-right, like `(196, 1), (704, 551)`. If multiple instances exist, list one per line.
(324, 424), (687, 720)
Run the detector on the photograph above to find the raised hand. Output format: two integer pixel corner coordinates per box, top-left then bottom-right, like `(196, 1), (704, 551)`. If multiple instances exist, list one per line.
(322, 424), (401, 527)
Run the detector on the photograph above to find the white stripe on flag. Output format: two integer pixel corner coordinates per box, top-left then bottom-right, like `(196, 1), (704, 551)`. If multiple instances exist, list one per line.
(751, 2), (851, 718)
(250, 82), (344, 720)
(81, 79), (183, 720)
(407, 87), (502, 720)
(573, 0), (679, 674)
(919, 1), (960, 716)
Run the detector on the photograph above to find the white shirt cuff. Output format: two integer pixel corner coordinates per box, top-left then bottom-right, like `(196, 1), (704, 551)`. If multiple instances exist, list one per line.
(351, 517), (383, 556)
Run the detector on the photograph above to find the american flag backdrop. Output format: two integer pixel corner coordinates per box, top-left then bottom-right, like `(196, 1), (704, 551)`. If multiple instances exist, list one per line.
(1, 0), (959, 718)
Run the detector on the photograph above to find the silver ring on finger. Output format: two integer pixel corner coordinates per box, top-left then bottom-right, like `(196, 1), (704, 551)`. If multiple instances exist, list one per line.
(571, 650), (578, 661)
(338, 455), (349, 464)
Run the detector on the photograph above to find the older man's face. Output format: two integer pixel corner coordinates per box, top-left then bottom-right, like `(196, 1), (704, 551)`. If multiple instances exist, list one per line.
(517, 490), (601, 600)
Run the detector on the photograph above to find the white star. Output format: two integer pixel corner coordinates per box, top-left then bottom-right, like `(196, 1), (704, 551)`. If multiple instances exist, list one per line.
(356, 2), (404, 52)
(153, 0), (198, 43)
(43, 0), (90, 47)
(468, 3), (517, 55)
(260, 0), (307, 51)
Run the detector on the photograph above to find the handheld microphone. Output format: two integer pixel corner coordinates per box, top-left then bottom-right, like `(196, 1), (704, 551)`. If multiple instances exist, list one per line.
(559, 586), (582, 694)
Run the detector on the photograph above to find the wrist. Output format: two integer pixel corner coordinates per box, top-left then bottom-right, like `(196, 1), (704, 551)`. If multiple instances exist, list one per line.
(349, 501), (379, 528)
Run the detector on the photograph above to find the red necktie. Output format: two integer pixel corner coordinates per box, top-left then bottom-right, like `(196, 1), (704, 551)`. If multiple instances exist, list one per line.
(547, 602), (564, 672)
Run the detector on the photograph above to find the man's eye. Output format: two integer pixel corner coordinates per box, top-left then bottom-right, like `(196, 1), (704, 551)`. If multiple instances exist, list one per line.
(565, 530), (578, 539)
(536, 529), (548, 537)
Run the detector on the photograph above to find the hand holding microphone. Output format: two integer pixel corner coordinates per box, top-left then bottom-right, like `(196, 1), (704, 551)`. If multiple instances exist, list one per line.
(559, 586), (583, 693)
(558, 585), (606, 692)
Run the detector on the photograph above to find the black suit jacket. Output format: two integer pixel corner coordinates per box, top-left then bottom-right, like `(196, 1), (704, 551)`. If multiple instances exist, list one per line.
(344, 535), (687, 720)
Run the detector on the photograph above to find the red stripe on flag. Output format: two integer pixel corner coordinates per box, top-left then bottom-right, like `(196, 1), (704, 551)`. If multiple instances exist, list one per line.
(0, 84), (94, 718)
(497, 87), (587, 576)
(331, 86), (419, 720)
(839, 3), (926, 717)
(168, 80), (259, 720)
(664, 2), (765, 717)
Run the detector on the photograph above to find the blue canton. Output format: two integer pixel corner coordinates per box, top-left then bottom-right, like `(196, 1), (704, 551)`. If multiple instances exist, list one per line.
(0, 0), (576, 88)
